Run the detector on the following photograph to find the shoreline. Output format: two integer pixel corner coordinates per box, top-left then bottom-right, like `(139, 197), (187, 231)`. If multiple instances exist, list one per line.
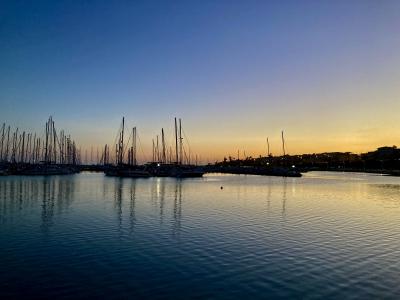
(300, 168), (400, 177)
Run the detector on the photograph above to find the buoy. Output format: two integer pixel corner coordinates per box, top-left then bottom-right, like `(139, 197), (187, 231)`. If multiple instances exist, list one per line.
(220, 186), (223, 189)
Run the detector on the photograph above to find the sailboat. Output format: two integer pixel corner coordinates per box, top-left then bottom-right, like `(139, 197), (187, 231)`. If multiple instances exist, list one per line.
(169, 117), (204, 178)
(146, 118), (204, 178)
(104, 118), (151, 178)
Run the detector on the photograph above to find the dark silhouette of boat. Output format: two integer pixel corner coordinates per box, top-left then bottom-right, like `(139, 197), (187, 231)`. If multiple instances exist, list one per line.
(207, 165), (301, 177)
(103, 118), (151, 178)
(0, 167), (8, 176)
(104, 164), (151, 178)
(170, 164), (205, 178)
(148, 118), (204, 178)
(0, 162), (9, 175)
(12, 163), (78, 175)
(146, 162), (204, 178)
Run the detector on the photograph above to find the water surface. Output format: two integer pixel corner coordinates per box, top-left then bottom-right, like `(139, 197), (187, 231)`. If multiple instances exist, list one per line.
(0, 172), (399, 299)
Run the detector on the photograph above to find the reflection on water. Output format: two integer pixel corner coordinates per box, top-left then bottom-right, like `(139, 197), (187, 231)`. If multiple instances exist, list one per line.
(108, 177), (184, 236)
(368, 183), (400, 208)
(281, 177), (287, 218)
(113, 178), (123, 234)
(129, 180), (136, 233)
(264, 177), (289, 218)
(159, 179), (165, 224)
(0, 172), (400, 299)
(173, 179), (182, 237)
(0, 176), (74, 231)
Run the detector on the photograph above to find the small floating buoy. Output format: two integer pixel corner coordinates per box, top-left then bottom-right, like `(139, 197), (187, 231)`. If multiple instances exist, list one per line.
(220, 186), (223, 189)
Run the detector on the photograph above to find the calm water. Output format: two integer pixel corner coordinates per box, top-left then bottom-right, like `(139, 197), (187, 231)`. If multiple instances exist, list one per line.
(0, 172), (399, 299)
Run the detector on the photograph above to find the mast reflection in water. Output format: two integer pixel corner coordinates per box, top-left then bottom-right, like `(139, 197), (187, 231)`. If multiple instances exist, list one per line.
(0, 175), (74, 231)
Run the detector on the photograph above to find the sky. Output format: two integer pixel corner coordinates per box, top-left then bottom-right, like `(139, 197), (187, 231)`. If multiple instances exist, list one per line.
(1, 0), (399, 162)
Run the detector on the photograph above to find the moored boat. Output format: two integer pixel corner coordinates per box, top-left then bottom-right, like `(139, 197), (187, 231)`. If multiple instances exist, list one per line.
(16, 163), (78, 175)
(105, 165), (151, 178)
(171, 165), (205, 178)
(103, 118), (151, 178)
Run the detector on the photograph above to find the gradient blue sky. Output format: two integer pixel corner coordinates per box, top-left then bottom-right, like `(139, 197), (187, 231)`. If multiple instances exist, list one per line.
(1, 0), (399, 161)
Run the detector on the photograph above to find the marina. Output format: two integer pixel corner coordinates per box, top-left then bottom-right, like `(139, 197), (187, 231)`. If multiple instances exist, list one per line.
(1, 117), (302, 178)
(0, 117), (79, 176)
(103, 117), (205, 178)
(1, 1), (399, 299)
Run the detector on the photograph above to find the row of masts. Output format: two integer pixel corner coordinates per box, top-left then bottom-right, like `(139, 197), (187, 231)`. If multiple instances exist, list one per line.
(0, 117), (79, 165)
(112, 117), (138, 166)
(235, 130), (287, 160)
(80, 119), (284, 166)
(151, 118), (186, 164)
(99, 117), (195, 167)
(1, 118), (287, 166)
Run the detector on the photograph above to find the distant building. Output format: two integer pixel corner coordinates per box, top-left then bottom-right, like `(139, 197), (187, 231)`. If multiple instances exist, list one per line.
(363, 146), (400, 160)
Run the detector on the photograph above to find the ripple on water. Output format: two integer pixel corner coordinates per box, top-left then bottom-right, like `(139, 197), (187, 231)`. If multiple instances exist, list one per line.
(0, 172), (399, 299)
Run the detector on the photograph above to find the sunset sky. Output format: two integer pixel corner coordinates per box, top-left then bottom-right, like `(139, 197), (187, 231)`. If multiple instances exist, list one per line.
(1, 1), (399, 162)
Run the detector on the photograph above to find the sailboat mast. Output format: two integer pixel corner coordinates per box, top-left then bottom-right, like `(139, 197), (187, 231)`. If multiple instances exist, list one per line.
(120, 117), (125, 165)
(267, 137), (270, 156)
(161, 128), (166, 163)
(175, 117), (178, 164)
(281, 131), (286, 156)
(104, 144), (108, 165)
(152, 139), (155, 162)
(133, 127), (137, 166)
(21, 131), (25, 163)
(5, 126), (10, 162)
(49, 118), (52, 163)
(156, 135), (159, 162)
(12, 128), (18, 163)
(179, 118), (183, 165)
(31, 133), (36, 163)
(53, 119), (56, 164)
(45, 120), (49, 163)
(0, 123), (5, 161)
(115, 143), (118, 165)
